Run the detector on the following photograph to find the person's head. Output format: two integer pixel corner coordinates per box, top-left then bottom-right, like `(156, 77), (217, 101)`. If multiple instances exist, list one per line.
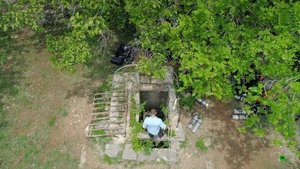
(150, 109), (157, 116)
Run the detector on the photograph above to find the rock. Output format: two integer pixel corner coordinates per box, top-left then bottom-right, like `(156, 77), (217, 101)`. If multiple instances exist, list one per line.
(170, 127), (185, 142)
(157, 149), (178, 162)
(105, 144), (121, 158)
(171, 141), (180, 150)
(122, 144), (137, 160)
(140, 76), (151, 84)
(137, 149), (158, 161)
(112, 135), (126, 144)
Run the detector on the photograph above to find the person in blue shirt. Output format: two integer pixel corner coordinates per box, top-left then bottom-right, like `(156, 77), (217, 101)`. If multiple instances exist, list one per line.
(142, 108), (167, 139)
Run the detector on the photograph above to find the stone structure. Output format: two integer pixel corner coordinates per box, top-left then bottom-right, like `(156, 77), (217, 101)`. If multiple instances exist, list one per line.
(103, 66), (185, 162)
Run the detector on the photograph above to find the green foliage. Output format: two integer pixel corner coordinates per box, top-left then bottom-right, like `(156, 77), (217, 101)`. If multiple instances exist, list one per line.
(272, 139), (283, 147)
(92, 129), (105, 136)
(92, 137), (112, 145)
(195, 138), (208, 153)
(103, 154), (113, 164)
(70, 13), (106, 38)
(125, 0), (300, 155)
(161, 104), (169, 115)
(142, 140), (153, 155)
(0, 0), (127, 72)
(137, 55), (167, 80)
(95, 101), (106, 112)
(98, 80), (112, 93)
(102, 154), (122, 165)
(0, 1), (43, 32)
(46, 34), (92, 72)
(130, 97), (151, 153)
(180, 95), (196, 109)
(171, 130), (176, 137)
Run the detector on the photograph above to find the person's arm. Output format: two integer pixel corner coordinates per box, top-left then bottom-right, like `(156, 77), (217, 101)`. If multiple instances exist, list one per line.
(159, 119), (167, 130)
(142, 118), (148, 129)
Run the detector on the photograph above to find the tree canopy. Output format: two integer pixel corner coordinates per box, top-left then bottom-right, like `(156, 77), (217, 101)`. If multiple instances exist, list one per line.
(0, 0), (299, 154)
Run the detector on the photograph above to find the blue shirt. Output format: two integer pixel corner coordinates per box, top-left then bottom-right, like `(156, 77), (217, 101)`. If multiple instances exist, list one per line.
(142, 116), (167, 135)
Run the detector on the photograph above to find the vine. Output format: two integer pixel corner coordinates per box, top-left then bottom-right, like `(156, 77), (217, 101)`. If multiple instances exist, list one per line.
(129, 96), (153, 154)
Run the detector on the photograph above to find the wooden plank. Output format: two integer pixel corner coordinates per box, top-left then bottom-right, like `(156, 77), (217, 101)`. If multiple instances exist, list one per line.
(90, 112), (109, 117)
(93, 98), (127, 103)
(92, 109), (126, 113)
(88, 121), (125, 126)
(93, 97), (111, 101)
(94, 91), (125, 96)
(88, 126), (125, 132)
(88, 123), (109, 126)
(89, 127), (124, 131)
(109, 100), (127, 102)
(87, 133), (125, 137)
(91, 116), (124, 120)
(94, 90), (124, 95)
(94, 93), (125, 97)
(91, 115), (110, 119)
(92, 107), (109, 112)
(93, 101), (110, 104)
(91, 111), (110, 115)
(93, 100), (127, 104)
(90, 120), (124, 124)
(92, 106), (126, 111)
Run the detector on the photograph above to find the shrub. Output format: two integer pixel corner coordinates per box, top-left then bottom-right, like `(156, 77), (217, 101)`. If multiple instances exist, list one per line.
(195, 138), (208, 152)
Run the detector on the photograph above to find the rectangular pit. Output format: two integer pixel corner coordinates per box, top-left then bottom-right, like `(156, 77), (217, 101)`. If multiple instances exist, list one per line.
(139, 91), (169, 122)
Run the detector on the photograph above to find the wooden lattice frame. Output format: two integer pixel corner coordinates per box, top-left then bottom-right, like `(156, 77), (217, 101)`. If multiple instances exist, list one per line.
(87, 90), (128, 137)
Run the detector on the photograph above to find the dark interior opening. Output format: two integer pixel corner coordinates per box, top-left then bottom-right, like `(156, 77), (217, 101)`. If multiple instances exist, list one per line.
(140, 140), (171, 149)
(139, 91), (168, 122)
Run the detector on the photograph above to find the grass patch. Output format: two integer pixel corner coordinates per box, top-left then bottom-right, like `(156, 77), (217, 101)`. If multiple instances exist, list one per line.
(48, 116), (57, 127)
(102, 154), (121, 165)
(0, 128), (77, 169)
(43, 149), (78, 169)
(103, 154), (114, 164)
(58, 107), (68, 117)
(171, 130), (176, 137)
(11, 87), (32, 106)
(48, 106), (68, 127)
(91, 136), (112, 145)
(195, 138), (208, 152)
(95, 101), (107, 111)
(92, 129), (105, 136)
(98, 80), (112, 93)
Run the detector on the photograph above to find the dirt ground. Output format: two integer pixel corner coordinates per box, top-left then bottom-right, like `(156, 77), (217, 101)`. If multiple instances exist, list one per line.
(7, 48), (299, 169)
(171, 103), (299, 169)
